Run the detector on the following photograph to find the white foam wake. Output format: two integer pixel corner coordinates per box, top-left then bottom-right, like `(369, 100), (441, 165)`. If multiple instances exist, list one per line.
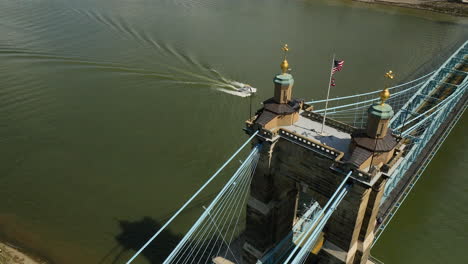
(214, 81), (257, 97)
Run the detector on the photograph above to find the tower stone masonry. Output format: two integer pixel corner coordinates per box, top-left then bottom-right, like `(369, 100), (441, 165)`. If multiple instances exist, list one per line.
(242, 49), (402, 264)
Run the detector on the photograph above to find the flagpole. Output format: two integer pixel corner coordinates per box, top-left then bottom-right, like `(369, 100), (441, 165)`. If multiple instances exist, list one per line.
(320, 54), (335, 135)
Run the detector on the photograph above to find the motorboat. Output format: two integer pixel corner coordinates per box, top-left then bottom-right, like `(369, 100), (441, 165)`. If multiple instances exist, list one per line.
(230, 81), (257, 94)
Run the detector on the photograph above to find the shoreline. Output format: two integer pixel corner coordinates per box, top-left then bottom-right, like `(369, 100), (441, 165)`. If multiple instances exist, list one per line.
(0, 242), (48, 264)
(355, 0), (468, 17)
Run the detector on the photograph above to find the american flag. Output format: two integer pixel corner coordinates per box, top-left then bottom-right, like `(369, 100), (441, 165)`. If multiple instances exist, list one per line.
(330, 77), (336, 87)
(331, 60), (344, 74)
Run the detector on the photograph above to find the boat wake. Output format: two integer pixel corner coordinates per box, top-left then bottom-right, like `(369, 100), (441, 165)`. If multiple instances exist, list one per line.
(69, 9), (256, 98)
(215, 81), (256, 97)
(0, 44), (256, 98)
(207, 69), (257, 97)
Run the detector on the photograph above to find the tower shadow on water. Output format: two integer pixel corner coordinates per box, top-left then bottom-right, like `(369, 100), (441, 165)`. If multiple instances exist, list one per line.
(98, 191), (219, 264)
(111, 217), (181, 264)
(111, 216), (238, 264)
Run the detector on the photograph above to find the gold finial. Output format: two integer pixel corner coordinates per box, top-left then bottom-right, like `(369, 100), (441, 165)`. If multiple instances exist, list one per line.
(282, 44), (289, 59)
(281, 44), (289, 74)
(385, 70), (395, 80)
(380, 70), (395, 105)
(380, 88), (390, 105)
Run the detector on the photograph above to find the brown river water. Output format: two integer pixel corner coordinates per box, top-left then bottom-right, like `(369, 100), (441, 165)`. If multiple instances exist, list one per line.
(0, 0), (466, 263)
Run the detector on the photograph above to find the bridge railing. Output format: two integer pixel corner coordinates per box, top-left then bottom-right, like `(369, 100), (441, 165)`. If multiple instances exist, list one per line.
(383, 80), (467, 201)
(382, 40), (468, 200)
(301, 111), (356, 134)
(454, 46), (468, 59)
(446, 57), (468, 69)
(391, 40), (468, 128)
(278, 129), (343, 160)
(373, 88), (467, 247)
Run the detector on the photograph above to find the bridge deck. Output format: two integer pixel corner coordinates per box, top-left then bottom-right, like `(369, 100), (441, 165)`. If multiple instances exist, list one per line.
(402, 57), (467, 136)
(375, 42), (468, 244)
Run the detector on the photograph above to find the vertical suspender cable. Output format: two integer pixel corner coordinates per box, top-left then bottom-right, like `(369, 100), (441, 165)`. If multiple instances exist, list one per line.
(164, 144), (262, 263)
(126, 131), (259, 264)
(283, 171), (352, 264)
(290, 185), (350, 264)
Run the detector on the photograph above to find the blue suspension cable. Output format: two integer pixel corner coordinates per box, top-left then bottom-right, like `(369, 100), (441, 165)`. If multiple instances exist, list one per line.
(176, 155), (257, 264)
(283, 171), (352, 263)
(222, 155), (260, 258)
(203, 157), (258, 263)
(306, 72), (433, 105)
(193, 162), (254, 263)
(313, 83), (423, 113)
(208, 155), (260, 261)
(125, 131), (259, 264)
(290, 185), (350, 264)
(165, 144), (262, 264)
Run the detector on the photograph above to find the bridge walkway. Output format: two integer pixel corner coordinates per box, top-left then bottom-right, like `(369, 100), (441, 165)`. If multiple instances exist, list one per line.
(374, 53), (468, 244)
(375, 90), (467, 246)
(401, 57), (467, 137)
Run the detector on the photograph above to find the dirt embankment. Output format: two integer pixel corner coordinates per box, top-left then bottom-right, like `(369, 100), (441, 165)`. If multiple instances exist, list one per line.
(0, 242), (48, 264)
(356, 0), (468, 17)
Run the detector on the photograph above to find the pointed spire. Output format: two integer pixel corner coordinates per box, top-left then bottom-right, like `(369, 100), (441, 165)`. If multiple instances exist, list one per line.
(380, 88), (390, 105)
(281, 44), (289, 74)
(274, 44), (294, 104)
(366, 70), (395, 138)
(380, 70), (394, 105)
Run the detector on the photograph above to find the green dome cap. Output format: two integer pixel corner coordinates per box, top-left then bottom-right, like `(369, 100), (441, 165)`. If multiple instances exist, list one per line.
(274, 73), (294, 86)
(368, 103), (394, 120)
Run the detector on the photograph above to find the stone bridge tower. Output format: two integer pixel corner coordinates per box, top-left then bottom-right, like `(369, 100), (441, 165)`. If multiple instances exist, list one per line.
(242, 48), (403, 264)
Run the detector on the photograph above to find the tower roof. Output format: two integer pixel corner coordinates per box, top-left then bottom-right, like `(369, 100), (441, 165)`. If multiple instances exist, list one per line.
(274, 73), (294, 86)
(368, 103), (394, 120)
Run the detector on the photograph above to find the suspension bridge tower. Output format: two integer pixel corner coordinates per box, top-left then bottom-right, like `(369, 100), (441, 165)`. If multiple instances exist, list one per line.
(124, 41), (466, 264)
(243, 46), (403, 264)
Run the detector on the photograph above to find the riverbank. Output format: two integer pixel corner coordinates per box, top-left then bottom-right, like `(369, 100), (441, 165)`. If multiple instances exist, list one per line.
(0, 242), (47, 264)
(356, 0), (468, 17)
